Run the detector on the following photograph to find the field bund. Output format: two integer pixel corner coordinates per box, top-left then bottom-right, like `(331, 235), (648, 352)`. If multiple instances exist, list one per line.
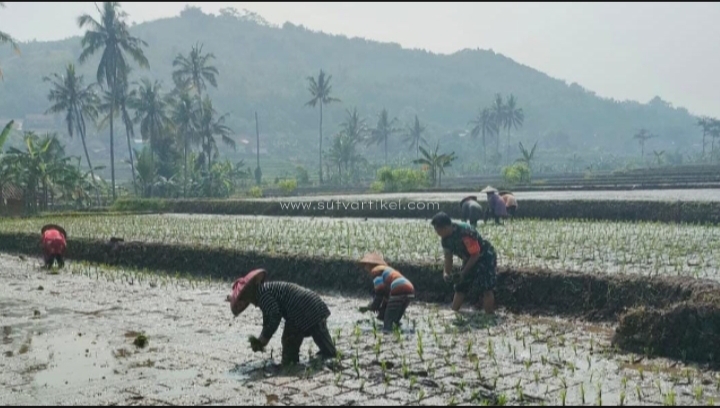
(2, 214), (720, 366)
(111, 191), (720, 224)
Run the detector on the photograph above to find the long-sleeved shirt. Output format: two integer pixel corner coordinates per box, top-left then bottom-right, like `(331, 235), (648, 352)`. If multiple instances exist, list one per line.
(369, 265), (414, 310)
(461, 199), (483, 222)
(256, 282), (331, 340)
(486, 193), (508, 217)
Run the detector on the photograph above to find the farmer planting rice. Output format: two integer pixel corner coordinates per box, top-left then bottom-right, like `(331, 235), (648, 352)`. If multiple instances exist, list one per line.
(482, 186), (508, 225)
(431, 212), (497, 315)
(460, 195), (483, 228)
(499, 191), (518, 217)
(40, 224), (67, 269)
(228, 269), (337, 366)
(357, 252), (415, 332)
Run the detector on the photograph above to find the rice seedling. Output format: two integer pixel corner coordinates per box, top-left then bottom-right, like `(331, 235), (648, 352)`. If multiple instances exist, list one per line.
(664, 390), (676, 406)
(5, 214), (719, 281)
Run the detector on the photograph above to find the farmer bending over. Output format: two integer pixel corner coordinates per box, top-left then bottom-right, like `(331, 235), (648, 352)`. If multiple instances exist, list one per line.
(460, 195), (483, 228)
(431, 212), (497, 315)
(358, 252), (415, 333)
(481, 186), (507, 225)
(228, 269), (337, 366)
(41, 224), (67, 269)
(499, 191), (518, 218)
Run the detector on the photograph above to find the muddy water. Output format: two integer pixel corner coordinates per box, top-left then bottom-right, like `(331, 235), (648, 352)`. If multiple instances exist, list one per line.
(1, 252), (720, 405)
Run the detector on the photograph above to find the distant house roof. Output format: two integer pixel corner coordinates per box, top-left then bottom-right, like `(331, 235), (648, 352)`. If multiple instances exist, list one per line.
(1, 183), (23, 201)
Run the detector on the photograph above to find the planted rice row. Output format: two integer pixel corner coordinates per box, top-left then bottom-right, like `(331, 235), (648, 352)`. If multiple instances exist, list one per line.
(1, 214), (718, 281)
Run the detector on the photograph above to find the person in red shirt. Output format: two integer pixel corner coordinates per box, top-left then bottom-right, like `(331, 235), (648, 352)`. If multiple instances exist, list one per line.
(41, 224), (67, 269)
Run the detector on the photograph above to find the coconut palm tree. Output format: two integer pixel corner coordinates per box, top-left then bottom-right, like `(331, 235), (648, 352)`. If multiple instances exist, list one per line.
(368, 108), (400, 166)
(98, 75), (140, 195)
(77, 1), (149, 200)
(305, 69), (340, 184)
(0, 2), (20, 80)
(171, 89), (200, 197)
(327, 131), (365, 185)
(469, 108), (498, 162)
(44, 64), (101, 203)
(633, 128), (655, 158)
(130, 79), (171, 166)
(194, 96), (234, 194)
(340, 107), (368, 144)
(490, 94), (506, 157)
(504, 94), (524, 164)
(172, 43), (218, 100)
(404, 115), (428, 159)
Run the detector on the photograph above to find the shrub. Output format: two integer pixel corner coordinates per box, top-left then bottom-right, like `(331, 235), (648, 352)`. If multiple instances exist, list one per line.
(278, 179), (297, 195)
(370, 181), (385, 193)
(374, 166), (428, 192)
(249, 186), (263, 198)
(502, 162), (530, 185)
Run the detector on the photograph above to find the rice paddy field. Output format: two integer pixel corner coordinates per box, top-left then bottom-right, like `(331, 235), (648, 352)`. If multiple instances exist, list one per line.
(1, 214), (719, 281)
(2, 254), (720, 406)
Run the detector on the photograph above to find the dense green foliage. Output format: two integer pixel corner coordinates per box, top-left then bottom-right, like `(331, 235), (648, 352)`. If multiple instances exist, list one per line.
(0, 5), (709, 183)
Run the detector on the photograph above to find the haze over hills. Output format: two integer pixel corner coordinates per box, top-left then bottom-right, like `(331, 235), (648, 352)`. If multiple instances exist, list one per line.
(0, 6), (702, 178)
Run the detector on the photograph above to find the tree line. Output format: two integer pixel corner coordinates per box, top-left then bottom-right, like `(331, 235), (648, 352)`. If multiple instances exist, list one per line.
(2, 2), (253, 206)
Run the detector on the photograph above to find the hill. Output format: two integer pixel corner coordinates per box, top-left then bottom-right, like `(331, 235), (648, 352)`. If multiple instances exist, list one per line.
(0, 6), (702, 181)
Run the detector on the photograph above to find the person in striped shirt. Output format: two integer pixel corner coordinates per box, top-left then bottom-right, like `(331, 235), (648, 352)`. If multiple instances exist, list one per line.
(431, 212), (497, 315)
(228, 269), (337, 366)
(357, 253), (415, 332)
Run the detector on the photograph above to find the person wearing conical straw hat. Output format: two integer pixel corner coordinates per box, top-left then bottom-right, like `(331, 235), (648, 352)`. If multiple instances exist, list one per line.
(40, 224), (67, 269)
(227, 269), (337, 366)
(499, 191), (518, 218)
(460, 195), (483, 228)
(481, 186), (507, 225)
(431, 212), (497, 315)
(357, 252), (415, 333)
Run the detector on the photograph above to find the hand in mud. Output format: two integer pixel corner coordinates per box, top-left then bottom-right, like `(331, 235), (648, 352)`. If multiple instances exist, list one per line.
(249, 336), (265, 353)
(358, 306), (370, 313)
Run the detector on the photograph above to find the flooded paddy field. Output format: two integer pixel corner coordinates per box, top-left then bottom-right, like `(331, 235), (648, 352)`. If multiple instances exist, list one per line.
(255, 188), (720, 203)
(2, 214), (719, 281)
(1, 253), (720, 406)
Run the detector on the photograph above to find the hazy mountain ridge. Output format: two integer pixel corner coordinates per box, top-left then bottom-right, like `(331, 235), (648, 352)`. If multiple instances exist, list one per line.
(0, 7), (699, 166)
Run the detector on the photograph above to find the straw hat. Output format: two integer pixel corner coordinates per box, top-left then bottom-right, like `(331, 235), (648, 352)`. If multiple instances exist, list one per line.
(41, 224), (67, 239)
(229, 269), (267, 316)
(480, 186), (498, 194)
(460, 195), (478, 205)
(358, 252), (387, 267)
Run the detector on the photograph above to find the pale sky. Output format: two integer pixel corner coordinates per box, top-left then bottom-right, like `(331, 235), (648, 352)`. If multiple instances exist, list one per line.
(2, 2), (719, 118)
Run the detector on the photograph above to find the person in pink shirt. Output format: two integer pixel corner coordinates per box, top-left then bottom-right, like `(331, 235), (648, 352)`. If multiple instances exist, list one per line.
(499, 191), (518, 218)
(481, 186), (507, 225)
